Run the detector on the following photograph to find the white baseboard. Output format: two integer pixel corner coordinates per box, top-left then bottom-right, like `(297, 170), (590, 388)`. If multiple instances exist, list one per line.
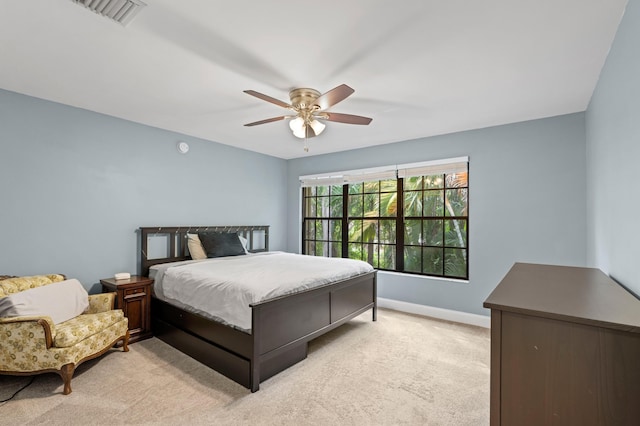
(377, 298), (491, 328)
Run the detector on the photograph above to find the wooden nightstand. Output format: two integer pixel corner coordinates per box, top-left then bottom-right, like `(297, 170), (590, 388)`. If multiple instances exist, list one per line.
(100, 276), (153, 344)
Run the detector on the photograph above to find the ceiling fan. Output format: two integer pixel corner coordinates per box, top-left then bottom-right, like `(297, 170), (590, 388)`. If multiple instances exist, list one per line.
(243, 84), (373, 140)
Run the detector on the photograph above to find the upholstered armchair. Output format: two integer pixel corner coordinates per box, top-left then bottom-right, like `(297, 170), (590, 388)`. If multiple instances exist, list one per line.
(0, 274), (129, 395)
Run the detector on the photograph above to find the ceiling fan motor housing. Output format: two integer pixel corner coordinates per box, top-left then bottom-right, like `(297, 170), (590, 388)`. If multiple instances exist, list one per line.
(289, 88), (321, 109)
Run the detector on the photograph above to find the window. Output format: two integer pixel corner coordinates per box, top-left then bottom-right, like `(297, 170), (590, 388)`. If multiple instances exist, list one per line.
(301, 158), (468, 279)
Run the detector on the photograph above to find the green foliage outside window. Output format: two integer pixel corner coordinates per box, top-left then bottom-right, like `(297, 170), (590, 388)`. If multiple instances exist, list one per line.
(302, 171), (468, 279)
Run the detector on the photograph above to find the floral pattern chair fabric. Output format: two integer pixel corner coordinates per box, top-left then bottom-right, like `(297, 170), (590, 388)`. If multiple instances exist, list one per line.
(0, 274), (129, 394)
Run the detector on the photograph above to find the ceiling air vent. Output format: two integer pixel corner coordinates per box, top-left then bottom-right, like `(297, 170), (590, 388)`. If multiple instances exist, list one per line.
(70, 0), (147, 26)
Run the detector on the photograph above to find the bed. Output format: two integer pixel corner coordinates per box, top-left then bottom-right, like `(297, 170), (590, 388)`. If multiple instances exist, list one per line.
(139, 225), (377, 392)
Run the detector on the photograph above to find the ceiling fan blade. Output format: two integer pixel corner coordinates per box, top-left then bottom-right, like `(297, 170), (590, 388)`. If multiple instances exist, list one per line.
(243, 90), (292, 109)
(312, 84), (355, 110)
(244, 116), (287, 126)
(322, 112), (373, 125)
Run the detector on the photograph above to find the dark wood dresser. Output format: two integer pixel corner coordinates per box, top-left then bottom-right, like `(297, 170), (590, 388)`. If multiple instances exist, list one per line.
(483, 263), (640, 426)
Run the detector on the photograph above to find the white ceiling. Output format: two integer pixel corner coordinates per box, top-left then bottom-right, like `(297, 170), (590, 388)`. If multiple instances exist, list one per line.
(0, 0), (628, 159)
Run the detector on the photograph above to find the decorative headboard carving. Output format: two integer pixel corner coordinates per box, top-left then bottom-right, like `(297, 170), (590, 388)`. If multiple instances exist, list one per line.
(139, 225), (269, 276)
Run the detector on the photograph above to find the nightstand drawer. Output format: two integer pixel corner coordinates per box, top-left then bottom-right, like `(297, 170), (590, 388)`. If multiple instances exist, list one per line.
(124, 287), (147, 297)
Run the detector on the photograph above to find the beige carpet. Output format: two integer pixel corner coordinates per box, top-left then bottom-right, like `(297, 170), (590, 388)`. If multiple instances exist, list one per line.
(0, 308), (490, 425)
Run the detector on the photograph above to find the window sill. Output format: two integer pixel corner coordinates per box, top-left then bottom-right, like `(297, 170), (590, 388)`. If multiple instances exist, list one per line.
(376, 270), (470, 284)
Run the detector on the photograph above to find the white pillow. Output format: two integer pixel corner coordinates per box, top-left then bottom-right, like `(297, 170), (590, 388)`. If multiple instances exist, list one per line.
(0, 278), (89, 324)
(186, 233), (208, 260)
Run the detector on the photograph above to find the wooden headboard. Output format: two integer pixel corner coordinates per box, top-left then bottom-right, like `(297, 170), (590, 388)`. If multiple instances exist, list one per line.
(139, 225), (269, 276)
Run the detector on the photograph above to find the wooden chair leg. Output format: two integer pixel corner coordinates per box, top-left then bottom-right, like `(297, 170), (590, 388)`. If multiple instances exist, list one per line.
(59, 363), (75, 395)
(122, 330), (130, 352)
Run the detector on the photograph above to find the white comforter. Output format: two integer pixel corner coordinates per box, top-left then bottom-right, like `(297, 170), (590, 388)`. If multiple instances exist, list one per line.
(150, 252), (374, 332)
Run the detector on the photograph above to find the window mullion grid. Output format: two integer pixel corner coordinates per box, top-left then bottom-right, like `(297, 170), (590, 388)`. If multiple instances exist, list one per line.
(301, 188), (307, 254)
(420, 180), (425, 275)
(376, 191), (380, 269)
(311, 191), (319, 255)
(396, 178), (405, 271)
(303, 170), (467, 279)
(443, 215), (468, 279)
(440, 197), (446, 276)
(341, 184), (349, 258)
(357, 192), (364, 261)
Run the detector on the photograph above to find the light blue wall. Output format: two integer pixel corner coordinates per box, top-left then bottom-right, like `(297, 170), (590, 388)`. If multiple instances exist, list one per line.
(586, 0), (640, 297)
(0, 89), (287, 293)
(287, 114), (587, 315)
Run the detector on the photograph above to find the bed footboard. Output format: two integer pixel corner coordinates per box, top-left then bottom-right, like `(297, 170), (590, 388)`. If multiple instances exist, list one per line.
(250, 271), (376, 391)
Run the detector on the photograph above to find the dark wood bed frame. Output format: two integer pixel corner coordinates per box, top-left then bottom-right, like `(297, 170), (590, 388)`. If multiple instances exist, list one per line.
(139, 226), (377, 392)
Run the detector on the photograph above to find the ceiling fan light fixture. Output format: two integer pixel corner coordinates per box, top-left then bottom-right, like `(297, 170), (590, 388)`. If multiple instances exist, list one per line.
(289, 116), (305, 134)
(292, 127), (307, 139)
(309, 119), (326, 136)
(289, 117), (326, 139)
